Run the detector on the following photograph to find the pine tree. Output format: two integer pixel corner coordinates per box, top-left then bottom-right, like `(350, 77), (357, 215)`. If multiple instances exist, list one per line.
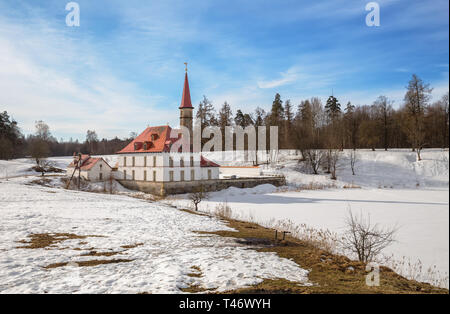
(268, 93), (285, 148)
(284, 100), (294, 148)
(196, 96), (218, 130)
(325, 95), (341, 122)
(344, 102), (357, 150)
(218, 102), (233, 130)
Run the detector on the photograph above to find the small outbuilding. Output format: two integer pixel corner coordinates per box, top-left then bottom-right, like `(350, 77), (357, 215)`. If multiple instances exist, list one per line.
(67, 154), (112, 182)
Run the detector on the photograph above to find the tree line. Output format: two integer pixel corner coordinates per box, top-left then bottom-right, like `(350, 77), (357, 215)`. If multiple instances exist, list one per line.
(0, 115), (133, 160)
(1, 74), (448, 161)
(196, 74), (449, 161)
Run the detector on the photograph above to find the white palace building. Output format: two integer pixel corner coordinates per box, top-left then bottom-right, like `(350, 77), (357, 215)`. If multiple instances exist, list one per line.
(114, 69), (220, 194)
(113, 68), (285, 196)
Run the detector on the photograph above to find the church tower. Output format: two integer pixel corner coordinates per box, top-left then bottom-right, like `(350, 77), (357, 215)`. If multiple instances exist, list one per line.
(179, 63), (194, 146)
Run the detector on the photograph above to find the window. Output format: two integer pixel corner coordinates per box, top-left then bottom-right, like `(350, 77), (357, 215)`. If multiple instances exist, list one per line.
(169, 157), (174, 168)
(132, 170), (135, 180)
(190, 156), (194, 167)
(180, 170), (184, 181)
(124, 170), (127, 180)
(153, 156), (157, 167)
(180, 158), (184, 167)
(208, 169), (212, 180)
(144, 156), (147, 167)
(132, 156), (135, 167)
(99, 173), (103, 180)
(169, 171), (174, 182)
(144, 170), (147, 181)
(153, 171), (156, 182)
(100, 164), (103, 169)
(124, 157), (127, 167)
(191, 170), (195, 181)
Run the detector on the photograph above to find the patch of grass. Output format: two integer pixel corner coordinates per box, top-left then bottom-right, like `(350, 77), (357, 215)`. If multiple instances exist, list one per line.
(29, 178), (53, 187)
(16, 233), (102, 249)
(197, 218), (447, 294)
(44, 259), (133, 269)
(180, 285), (216, 293)
(121, 243), (144, 249)
(187, 266), (203, 278)
(80, 250), (120, 257)
(343, 184), (362, 189)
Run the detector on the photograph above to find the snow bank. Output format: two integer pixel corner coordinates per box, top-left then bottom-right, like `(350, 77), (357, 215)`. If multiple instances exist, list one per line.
(0, 178), (309, 293)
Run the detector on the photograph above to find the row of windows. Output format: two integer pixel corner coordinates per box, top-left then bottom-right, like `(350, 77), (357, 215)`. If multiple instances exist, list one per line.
(123, 156), (195, 167)
(123, 169), (212, 182)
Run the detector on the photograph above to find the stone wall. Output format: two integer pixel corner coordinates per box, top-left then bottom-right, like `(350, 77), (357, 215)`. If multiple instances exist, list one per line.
(117, 176), (285, 196)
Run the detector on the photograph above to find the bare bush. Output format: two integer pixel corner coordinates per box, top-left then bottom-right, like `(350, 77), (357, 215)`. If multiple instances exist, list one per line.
(215, 202), (232, 219)
(349, 150), (358, 175)
(270, 219), (339, 253)
(328, 149), (341, 180)
(189, 185), (208, 211)
(340, 209), (398, 263)
(303, 149), (324, 174)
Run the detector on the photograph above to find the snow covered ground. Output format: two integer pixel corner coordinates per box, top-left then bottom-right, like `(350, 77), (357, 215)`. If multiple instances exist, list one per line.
(171, 149), (450, 288)
(0, 177), (309, 293)
(1, 149), (448, 290)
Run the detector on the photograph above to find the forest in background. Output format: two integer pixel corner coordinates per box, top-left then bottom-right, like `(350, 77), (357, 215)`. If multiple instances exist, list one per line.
(1, 74), (448, 161)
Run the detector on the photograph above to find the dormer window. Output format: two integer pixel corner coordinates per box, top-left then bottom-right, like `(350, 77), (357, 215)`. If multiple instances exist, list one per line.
(151, 134), (158, 141)
(134, 142), (143, 150)
(143, 141), (153, 150)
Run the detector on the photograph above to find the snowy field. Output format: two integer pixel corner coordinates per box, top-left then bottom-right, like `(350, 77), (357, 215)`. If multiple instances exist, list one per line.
(0, 149), (448, 291)
(0, 177), (309, 293)
(171, 149), (450, 288)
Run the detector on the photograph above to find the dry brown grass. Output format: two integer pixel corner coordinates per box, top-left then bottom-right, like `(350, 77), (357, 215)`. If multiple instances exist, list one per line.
(121, 243), (144, 249)
(189, 212), (447, 294)
(180, 285), (216, 293)
(16, 233), (101, 249)
(80, 250), (120, 257)
(343, 183), (362, 189)
(44, 259), (133, 269)
(187, 265), (203, 278)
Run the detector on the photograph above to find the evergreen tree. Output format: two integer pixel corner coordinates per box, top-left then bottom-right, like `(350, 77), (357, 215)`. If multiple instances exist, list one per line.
(325, 95), (341, 122)
(218, 102), (233, 130)
(284, 100), (294, 147)
(196, 96), (218, 130)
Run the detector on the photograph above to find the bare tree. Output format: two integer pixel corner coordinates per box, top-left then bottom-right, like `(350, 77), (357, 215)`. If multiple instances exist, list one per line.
(340, 209), (398, 263)
(189, 185), (208, 211)
(30, 139), (50, 176)
(373, 96), (394, 151)
(304, 149), (324, 174)
(329, 149), (341, 180)
(403, 74), (432, 160)
(349, 150), (358, 175)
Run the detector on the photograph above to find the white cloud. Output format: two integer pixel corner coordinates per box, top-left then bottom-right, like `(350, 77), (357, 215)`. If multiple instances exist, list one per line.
(0, 15), (176, 140)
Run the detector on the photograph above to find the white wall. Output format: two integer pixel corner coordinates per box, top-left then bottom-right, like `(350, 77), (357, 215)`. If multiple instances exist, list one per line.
(116, 153), (219, 182)
(220, 166), (261, 177)
(66, 159), (111, 182)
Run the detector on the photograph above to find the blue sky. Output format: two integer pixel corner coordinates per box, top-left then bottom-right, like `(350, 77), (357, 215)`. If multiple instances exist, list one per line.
(0, 0), (448, 140)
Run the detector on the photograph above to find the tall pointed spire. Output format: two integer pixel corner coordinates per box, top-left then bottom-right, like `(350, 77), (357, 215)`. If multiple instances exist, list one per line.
(180, 65), (193, 109)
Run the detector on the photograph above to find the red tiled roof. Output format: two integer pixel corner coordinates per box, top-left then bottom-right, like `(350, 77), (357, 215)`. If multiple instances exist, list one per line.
(117, 125), (180, 154)
(68, 155), (110, 171)
(179, 72), (193, 109)
(200, 156), (220, 167)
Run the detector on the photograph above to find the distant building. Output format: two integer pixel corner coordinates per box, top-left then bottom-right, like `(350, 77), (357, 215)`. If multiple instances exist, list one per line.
(67, 154), (112, 182)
